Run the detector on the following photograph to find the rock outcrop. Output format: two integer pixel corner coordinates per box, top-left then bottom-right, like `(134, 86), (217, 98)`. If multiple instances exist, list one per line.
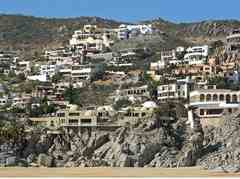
(198, 110), (240, 172)
(0, 109), (205, 168)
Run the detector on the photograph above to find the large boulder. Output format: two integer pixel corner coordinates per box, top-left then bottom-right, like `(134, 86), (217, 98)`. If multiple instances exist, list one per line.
(82, 132), (110, 157)
(116, 153), (133, 167)
(37, 153), (53, 167)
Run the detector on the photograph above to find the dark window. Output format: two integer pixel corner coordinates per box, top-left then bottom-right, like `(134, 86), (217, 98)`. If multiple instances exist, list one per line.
(206, 94), (212, 101)
(213, 94), (218, 101)
(69, 113), (79, 117)
(81, 119), (92, 123)
(220, 94), (224, 101)
(232, 95), (238, 103)
(58, 113), (65, 117)
(69, 119), (78, 124)
(226, 95), (231, 103)
(50, 121), (54, 127)
(206, 109), (223, 115)
(200, 94), (205, 102)
(135, 113), (139, 117)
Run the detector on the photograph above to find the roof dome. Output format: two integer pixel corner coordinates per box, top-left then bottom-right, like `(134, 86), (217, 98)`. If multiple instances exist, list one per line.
(68, 104), (78, 111)
(142, 101), (158, 108)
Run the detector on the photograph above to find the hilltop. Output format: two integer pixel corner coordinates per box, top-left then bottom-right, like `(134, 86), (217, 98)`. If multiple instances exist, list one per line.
(0, 14), (123, 50)
(146, 18), (240, 37)
(0, 14), (240, 51)
(144, 18), (240, 44)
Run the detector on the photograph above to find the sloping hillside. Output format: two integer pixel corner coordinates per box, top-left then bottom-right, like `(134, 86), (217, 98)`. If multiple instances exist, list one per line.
(0, 14), (122, 50)
(147, 18), (240, 37)
(0, 14), (240, 52)
(143, 18), (240, 45)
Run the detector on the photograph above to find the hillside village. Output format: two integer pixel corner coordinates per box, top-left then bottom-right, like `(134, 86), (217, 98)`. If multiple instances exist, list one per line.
(1, 18), (240, 170)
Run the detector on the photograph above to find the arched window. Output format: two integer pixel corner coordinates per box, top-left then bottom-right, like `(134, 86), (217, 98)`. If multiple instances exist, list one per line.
(232, 94), (238, 103)
(220, 94), (224, 101)
(206, 94), (212, 101)
(226, 94), (231, 103)
(213, 94), (218, 101)
(200, 94), (205, 102)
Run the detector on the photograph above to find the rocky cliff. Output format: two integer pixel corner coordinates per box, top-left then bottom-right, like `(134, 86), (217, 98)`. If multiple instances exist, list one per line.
(198, 110), (240, 172)
(0, 112), (205, 168)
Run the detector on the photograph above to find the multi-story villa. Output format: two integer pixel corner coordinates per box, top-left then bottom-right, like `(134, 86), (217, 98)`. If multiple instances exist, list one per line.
(118, 24), (129, 40)
(150, 60), (167, 71)
(33, 85), (55, 99)
(117, 24), (153, 40)
(119, 101), (158, 125)
(226, 29), (240, 54)
(186, 46), (209, 57)
(44, 47), (72, 59)
(40, 64), (60, 78)
(161, 49), (178, 64)
(157, 78), (194, 101)
(116, 85), (150, 99)
(69, 25), (114, 52)
(184, 45), (209, 65)
(189, 87), (240, 126)
(15, 61), (32, 75)
(30, 105), (117, 129)
(27, 74), (48, 82)
(0, 51), (18, 64)
(59, 63), (103, 82)
(29, 101), (158, 130)
(11, 96), (32, 109)
(174, 64), (217, 77)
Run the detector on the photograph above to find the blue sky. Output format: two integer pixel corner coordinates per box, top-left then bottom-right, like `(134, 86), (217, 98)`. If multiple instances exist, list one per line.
(0, 0), (239, 22)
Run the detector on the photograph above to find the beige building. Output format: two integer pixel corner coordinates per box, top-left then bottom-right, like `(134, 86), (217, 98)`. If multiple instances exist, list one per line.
(30, 105), (117, 129)
(226, 29), (240, 54)
(69, 25), (114, 52)
(119, 101), (158, 125)
(117, 85), (150, 98)
(189, 88), (240, 126)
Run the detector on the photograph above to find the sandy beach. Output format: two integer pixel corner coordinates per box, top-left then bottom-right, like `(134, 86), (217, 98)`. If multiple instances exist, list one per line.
(0, 167), (239, 177)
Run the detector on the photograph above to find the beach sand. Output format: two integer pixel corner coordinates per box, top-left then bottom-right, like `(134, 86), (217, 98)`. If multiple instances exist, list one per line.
(0, 167), (239, 177)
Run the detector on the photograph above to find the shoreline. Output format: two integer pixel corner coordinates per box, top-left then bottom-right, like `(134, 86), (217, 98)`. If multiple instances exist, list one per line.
(0, 167), (239, 177)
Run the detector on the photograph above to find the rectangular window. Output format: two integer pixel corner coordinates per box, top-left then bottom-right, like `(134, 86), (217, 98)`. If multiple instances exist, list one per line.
(135, 113), (139, 117)
(69, 119), (78, 124)
(206, 109), (223, 115)
(81, 119), (92, 123)
(69, 113), (80, 117)
(58, 113), (65, 117)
